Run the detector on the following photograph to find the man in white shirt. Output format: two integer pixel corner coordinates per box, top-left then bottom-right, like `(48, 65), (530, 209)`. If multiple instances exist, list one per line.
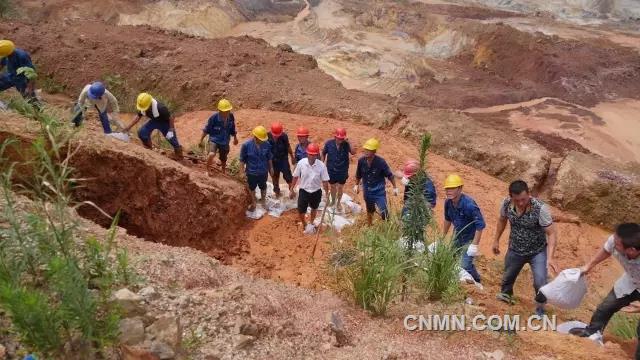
(570, 223), (640, 353)
(289, 143), (330, 234)
(73, 81), (124, 133)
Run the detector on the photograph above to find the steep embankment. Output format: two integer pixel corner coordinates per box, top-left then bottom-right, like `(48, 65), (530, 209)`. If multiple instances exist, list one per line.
(0, 111), (250, 259)
(0, 20), (399, 126)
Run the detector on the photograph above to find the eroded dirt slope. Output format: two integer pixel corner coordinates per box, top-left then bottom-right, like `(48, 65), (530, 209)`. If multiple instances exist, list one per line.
(0, 111), (250, 259)
(0, 20), (399, 126)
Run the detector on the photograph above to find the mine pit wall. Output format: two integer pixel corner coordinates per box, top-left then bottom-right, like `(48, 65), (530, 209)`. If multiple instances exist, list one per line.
(0, 114), (250, 259)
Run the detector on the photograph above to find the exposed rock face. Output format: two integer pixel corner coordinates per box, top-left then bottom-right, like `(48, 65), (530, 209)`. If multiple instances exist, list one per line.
(398, 108), (552, 188)
(551, 151), (640, 229)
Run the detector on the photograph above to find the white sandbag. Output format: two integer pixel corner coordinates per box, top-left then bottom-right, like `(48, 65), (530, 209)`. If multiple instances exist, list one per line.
(246, 207), (266, 220)
(539, 268), (587, 309)
(331, 215), (353, 232)
(426, 241), (482, 288)
(589, 331), (604, 346)
(397, 236), (426, 253)
(556, 321), (587, 334)
(303, 223), (316, 234)
(106, 132), (130, 142)
(0, 100), (7, 111)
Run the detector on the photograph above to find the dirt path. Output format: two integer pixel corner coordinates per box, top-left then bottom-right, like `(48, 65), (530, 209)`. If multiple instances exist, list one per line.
(173, 108), (619, 286)
(169, 108), (632, 357)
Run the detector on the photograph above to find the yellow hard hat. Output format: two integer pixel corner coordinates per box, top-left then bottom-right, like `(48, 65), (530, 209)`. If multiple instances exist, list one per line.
(252, 125), (268, 142)
(218, 99), (233, 112)
(363, 138), (380, 151)
(136, 92), (153, 112)
(444, 174), (464, 189)
(0, 40), (15, 57)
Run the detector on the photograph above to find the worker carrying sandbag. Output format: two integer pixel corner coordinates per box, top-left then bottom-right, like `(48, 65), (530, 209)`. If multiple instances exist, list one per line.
(124, 93), (183, 159)
(240, 126), (273, 211)
(322, 128), (356, 213)
(268, 122), (295, 198)
(199, 99), (238, 175)
(442, 174), (485, 284)
(0, 40), (38, 104)
(537, 268), (587, 309)
(354, 138), (398, 226)
(72, 81), (124, 134)
(569, 223), (640, 357)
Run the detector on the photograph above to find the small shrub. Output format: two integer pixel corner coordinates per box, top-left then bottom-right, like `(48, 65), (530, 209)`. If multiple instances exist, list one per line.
(0, 0), (14, 18)
(346, 214), (407, 316)
(227, 157), (244, 180)
(609, 312), (639, 340)
(0, 99), (132, 357)
(412, 230), (462, 301)
(39, 75), (66, 94)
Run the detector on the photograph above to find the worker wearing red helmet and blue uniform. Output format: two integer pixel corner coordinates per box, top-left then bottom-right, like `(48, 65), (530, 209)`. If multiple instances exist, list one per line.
(294, 126), (310, 163)
(268, 122), (295, 198)
(322, 128), (356, 212)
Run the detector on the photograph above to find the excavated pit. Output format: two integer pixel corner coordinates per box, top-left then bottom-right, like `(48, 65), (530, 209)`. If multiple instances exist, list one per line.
(0, 112), (250, 260)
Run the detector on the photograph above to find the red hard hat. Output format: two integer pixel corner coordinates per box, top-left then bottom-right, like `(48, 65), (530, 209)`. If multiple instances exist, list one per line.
(403, 159), (420, 177)
(306, 143), (320, 155)
(296, 126), (309, 137)
(335, 128), (347, 139)
(270, 122), (284, 136)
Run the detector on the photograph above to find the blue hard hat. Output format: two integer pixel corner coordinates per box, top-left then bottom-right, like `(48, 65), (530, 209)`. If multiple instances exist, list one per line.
(88, 81), (105, 100)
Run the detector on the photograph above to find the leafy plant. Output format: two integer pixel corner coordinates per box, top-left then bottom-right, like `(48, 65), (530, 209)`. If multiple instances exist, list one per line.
(609, 312), (639, 340)
(0, 99), (131, 357)
(331, 132), (462, 311)
(412, 231), (462, 301)
(401, 133), (433, 255)
(103, 73), (136, 113)
(17, 67), (37, 80)
(0, 0), (14, 18)
(227, 157), (244, 180)
(345, 213), (408, 316)
(39, 75), (66, 94)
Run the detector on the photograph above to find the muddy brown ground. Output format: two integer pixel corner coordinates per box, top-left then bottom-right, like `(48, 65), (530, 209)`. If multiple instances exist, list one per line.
(2, 0), (640, 357)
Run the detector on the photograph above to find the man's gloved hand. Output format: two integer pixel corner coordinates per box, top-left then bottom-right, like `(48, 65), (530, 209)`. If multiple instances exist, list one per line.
(166, 130), (175, 140)
(353, 185), (360, 194)
(466, 244), (479, 257)
(392, 188), (399, 196)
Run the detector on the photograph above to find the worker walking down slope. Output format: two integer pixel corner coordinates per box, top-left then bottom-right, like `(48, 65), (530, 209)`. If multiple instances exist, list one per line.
(240, 126), (274, 211)
(294, 126), (310, 163)
(442, 174), (485, 284)
(354, 138), (398, 226)
(268, 122), (295, 198)
(199, 99), (238, 175)
(400, 159), (437, 214)
(0, 40), (37, 102)
(569, 223), (640, 356)
(493, 180), (558, 316)
(289, 143), (330, 234)
(72, 81), (124, 134)
(124, 93), (183, 159)
(322, 128), (356, 213)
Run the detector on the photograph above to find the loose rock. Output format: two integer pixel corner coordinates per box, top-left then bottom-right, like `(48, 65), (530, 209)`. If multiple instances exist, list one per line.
(119, 317), (146, 346)
(146, 316), (182, 349)
(113, 288), (146, 316)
